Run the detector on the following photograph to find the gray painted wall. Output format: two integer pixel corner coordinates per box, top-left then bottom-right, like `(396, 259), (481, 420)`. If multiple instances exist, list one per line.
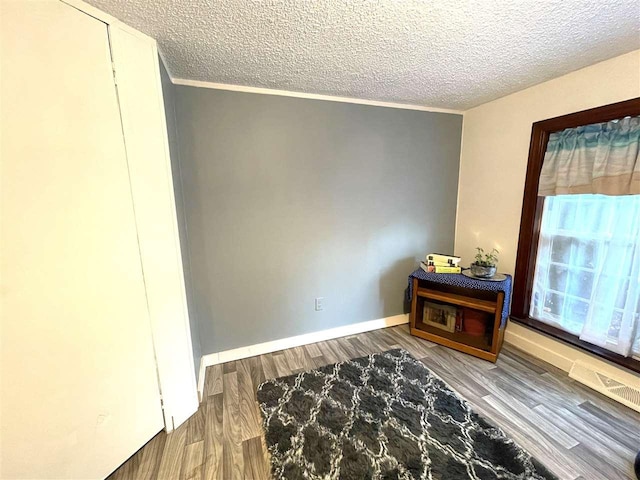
(174, 86), (463, 355)
(159, 60), (202, 377)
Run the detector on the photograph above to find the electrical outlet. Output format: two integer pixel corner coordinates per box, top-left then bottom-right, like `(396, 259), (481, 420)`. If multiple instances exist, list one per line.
(315, 297), (324, 311)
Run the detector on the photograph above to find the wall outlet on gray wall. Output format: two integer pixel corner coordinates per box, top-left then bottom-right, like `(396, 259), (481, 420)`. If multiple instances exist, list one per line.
(315, 297), (324, 311)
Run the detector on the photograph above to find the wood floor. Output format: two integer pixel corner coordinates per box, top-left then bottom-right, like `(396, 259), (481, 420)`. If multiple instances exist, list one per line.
(107, 325), (640, 480)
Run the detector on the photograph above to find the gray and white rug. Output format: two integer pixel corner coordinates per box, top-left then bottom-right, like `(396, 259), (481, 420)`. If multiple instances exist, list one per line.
(257, 348), (557, 480)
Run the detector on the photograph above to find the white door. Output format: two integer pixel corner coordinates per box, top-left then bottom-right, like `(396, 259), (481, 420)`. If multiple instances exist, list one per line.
(109, 26), (199, 430)
(0, 1), (165, 479)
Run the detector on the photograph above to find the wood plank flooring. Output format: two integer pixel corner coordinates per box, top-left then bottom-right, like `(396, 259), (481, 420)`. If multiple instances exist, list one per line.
(107, 325), (640, 480)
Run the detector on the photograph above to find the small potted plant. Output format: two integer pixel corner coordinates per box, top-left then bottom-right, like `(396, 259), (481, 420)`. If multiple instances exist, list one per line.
(471, 247), (499, 278)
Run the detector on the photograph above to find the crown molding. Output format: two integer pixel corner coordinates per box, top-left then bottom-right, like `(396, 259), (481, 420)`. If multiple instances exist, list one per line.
(171, 78), (463, 115)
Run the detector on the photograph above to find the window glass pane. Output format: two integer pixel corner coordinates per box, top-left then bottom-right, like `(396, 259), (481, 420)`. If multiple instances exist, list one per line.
(550, 236), (571, 263)
(582, 199), (607, 235)
(614, 280), (630, 310)
(548, 264), (567, 292)
(531, 194), (640, 357)
(572, 240), (598, 270)
(564, 298), (589, 335)
(607, 310), (624, 341)
(556, 198), (577, 231)
(542, 291), (564, 318)
(566, 269), (593, 300)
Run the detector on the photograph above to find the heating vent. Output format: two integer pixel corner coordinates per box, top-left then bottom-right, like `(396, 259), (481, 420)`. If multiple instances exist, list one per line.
(569, 360), (640, 413)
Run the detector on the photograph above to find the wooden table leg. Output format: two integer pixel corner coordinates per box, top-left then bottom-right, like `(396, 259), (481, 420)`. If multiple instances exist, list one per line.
(409, 278), (419, 332)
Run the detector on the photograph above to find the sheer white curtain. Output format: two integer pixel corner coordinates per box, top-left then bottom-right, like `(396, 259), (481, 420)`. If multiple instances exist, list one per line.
(531, 194), (640, 357)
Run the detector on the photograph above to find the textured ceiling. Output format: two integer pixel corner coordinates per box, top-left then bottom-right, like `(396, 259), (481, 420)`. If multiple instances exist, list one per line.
(88, 0), (640, 110)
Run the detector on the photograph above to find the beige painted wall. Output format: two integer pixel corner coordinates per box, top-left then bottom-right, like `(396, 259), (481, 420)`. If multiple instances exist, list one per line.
(455, 50), (640, 373)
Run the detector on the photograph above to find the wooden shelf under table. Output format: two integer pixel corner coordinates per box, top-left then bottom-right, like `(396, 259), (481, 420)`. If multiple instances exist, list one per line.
(415, 287), (497, 313)
(410, 325), (498, 362)
(410, 277), (506, 362)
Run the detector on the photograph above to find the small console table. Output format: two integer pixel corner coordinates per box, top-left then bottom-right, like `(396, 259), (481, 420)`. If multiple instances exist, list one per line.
(407, 269), (512, 362)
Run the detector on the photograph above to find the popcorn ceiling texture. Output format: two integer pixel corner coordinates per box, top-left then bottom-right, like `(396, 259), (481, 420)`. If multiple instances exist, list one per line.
(88, 0), (640, 110)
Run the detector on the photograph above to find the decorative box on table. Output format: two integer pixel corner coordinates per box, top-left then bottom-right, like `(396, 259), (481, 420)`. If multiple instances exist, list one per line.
(407, 269), (512, 362)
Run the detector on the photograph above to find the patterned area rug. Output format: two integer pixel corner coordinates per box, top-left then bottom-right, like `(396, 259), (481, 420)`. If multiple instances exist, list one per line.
(257, 348), (558, 480)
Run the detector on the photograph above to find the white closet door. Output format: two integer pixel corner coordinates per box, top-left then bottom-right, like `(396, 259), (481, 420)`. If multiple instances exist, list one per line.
(109, 26), (199, 430)
(0, 2), (164, 479)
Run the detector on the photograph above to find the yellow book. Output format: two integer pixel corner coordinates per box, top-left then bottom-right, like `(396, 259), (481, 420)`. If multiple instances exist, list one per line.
(420, 262), (461, 274)
(426, 260), (454, 267)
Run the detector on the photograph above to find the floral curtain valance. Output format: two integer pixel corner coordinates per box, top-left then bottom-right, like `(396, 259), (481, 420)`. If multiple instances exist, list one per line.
(538, 115), (640, 196)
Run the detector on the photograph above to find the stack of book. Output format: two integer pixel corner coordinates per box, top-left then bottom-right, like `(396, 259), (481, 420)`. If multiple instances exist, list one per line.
(420, 253), (462, 274)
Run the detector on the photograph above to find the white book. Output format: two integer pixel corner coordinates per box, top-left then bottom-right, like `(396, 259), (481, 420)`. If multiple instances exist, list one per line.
(425, 253), (461, 266)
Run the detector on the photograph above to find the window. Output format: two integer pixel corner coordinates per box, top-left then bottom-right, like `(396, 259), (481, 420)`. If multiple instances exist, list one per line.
(530, 194), (640, 358)
(511, 98), (640, 373)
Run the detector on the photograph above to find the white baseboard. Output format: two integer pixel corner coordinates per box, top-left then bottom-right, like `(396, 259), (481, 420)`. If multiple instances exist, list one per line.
(197, 357), (206, 403)
(504, 321), (640, 378)
(504, 323), (575, 372)
(197, 313), (409, 399)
